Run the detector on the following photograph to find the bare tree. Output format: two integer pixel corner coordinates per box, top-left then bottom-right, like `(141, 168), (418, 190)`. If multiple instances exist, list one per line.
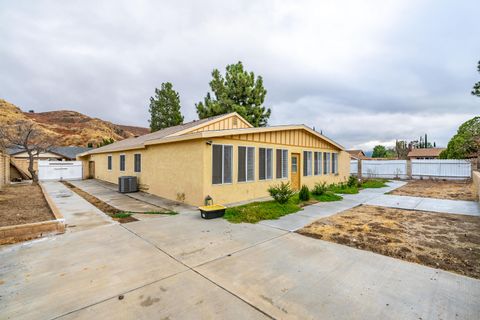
(0, 121), (57, 183)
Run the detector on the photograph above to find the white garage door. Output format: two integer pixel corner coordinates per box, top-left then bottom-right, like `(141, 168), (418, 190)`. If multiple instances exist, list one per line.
(38, 161), (83, 181)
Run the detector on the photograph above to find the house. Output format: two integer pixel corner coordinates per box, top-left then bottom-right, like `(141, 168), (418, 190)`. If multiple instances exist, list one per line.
(346, 149), (369, 160)
(7, 146), (91, 179)
(0, 151), (9, 189)
(77, 112), (350, 206)
(407, 148), (445, 160)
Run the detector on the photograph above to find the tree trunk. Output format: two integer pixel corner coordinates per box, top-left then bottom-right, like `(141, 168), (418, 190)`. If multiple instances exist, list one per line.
(28, 152), (38, 184)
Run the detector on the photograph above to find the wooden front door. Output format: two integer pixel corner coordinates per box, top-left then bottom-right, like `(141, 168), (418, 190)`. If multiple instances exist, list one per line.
(88, 161), (95, 179)
(290, 153), (300, 190)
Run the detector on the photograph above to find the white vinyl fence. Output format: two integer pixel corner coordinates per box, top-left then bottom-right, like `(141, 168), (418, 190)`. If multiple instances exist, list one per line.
(361, 160), (408, 179)
(411, 159), (471, 179)
(38, 161), (83, 181)
(350, 160), (358, 175)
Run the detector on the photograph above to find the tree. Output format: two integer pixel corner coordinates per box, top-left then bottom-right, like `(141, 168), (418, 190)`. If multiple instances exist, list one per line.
(0, 121), (57, 183)
(394, 140), (409, 159)
(149, 82), (184, 132)
(472, 61), (480, 97)
(97, 137), (115, 148)
(440, 116), (480, 159)
(196, 61), (271, 127)
(372, 145), (388, 158)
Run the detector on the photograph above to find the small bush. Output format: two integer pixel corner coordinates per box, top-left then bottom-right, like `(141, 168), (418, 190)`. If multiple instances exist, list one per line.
(298, 185), (310, 201)
(312, 182), (328, 195)
(268, 181), (295, 204)
(347, 176), (357, 187)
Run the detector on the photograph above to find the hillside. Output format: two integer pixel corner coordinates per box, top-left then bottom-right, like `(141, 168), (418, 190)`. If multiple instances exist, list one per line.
(0, 99), (150, 147)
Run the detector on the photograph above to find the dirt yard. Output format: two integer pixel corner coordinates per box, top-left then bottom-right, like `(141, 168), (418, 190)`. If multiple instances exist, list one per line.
(389, 180), (476, 201)
(0, 184), (55, 227)
(298, 205), (480, 279)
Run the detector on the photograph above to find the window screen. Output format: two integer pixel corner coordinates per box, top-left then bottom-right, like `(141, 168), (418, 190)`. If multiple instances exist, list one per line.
(276, 149), (288, 179)
(323, 152), (331, 174)
(259, 148), (273, 180)
(107, 155), (112, 170)
(314, 152), (322, 175)
(212, 145), (232, 184)
(134, 154), (141, 173)
(303, 151), (312, 176)
(238, 146), (255, 182)
(119, 155), (125, 171)
(332, 153), (338, 174)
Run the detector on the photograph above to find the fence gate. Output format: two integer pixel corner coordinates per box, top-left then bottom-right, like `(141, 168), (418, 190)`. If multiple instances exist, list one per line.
(38, 161), (83, 181)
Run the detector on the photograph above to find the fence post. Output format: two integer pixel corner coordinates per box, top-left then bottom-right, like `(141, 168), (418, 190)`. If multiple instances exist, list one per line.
(357, 159), (362, 180)
(406, 159), (412, 179)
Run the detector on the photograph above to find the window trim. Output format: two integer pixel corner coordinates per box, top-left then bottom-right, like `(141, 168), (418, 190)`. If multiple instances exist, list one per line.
(212, 144), (233, 185)
(332, 152), (339, 175)
(107, 155), (112, 171)
(323, 152), (331, 175)
(238, 146), (255, 183)
(119, 154), (126, 172)
(259, 147), (274, 181)
(134, 153), (142, 173)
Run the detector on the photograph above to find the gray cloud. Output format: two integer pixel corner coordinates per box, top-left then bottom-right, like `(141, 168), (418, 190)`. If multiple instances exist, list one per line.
(0, 0), (478, 150)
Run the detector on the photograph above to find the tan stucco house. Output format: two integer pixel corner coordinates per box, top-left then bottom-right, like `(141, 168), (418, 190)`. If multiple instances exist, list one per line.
(78, 113), (350, 206)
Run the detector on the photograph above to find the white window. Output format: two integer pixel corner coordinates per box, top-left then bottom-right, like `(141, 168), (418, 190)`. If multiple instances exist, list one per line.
(332, 153), (338, 174)
(238, 146), (255, 182)
(303, 151), (312, 176)
(323, 152), (331, 174)
(107, 155), (112, 171)
(212, 145), (233, 184)
(134, 154), (141, 173)
(314, 152), (322, 175)
(119, 154), (126, 171)
(259, 148), (273, 180)
(276, 149), (288, 179)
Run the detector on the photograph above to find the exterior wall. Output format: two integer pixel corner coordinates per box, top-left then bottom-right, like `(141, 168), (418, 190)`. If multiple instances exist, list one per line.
(11, 158), (37, 176)
(202, 137), (349, 205)
(190, 115), (251, 133)
(85, 140), (205, 206)
(0, 152), (10, 189)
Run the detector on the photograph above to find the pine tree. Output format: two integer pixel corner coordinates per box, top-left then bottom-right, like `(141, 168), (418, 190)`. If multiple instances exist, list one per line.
(149, 82), (184, 132)
(196, 61), (271, 127)
(472, 61), (480, 97)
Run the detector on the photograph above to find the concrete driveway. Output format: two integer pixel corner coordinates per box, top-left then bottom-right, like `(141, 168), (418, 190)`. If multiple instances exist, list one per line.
(1, 180), (479, 319)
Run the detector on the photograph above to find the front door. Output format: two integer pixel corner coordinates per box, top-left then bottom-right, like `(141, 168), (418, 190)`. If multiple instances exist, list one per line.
(88, 161), (95, 179)
(291, 153), (300, 190)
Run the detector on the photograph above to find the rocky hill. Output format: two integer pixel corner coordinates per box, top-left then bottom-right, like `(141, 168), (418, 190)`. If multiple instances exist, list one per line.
(0, 99), (150, 147)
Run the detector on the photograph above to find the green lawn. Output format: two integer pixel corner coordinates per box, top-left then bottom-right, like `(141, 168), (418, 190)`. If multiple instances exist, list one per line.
(143, 210), (178, 215)
(327, 184), (359, 194)
(361, 179), (388, 188)
(311, 191), (343, 202)
(224, 200), (301, 223)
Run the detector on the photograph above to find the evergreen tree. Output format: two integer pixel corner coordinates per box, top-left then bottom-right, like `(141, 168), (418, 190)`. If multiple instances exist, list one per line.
(440, 116), (480, 159)
(149, 82), (184, 132)
(472, 61), (480, 97)
(196, 61), (271, 127)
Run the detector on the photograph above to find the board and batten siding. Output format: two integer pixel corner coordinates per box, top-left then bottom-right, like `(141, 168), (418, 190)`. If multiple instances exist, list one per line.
(190, 115), (251, 133)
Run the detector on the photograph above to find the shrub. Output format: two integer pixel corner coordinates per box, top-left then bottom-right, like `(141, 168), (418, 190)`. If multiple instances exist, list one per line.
(268, 181), (295, 204)
(312, 182), (328, 195)
(298, 185), (310, 201)
(347, 176), (357, 188)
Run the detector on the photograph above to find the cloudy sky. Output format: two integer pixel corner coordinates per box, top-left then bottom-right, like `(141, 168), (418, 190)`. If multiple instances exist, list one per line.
(1, 0), (478, 150)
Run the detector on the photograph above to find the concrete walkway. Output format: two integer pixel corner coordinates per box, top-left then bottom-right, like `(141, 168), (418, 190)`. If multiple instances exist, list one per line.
(41, 181), (115, 232)
(70, 180), (197, 214)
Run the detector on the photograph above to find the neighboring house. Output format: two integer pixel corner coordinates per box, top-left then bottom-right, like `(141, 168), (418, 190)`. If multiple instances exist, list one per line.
(346, 150), (369, 160)
(0, 151), (10, 189)
(78, 112), (350, 206)
(407, 148), (446, 160)
(7, 146), (91, 179)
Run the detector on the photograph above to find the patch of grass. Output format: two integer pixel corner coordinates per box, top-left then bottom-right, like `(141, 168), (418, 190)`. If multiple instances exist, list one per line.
(311, 191), (343, 202)
(113, 212), (132, 219)
(143, 210), (178, 215)
(224, 200), (301, 223)
(361, 179), (388, 188)
(328, 184), (359, 194)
